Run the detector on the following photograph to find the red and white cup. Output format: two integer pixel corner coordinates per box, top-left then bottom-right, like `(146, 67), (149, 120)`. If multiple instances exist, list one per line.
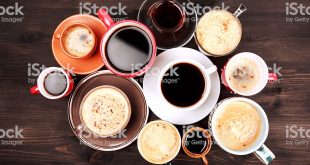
(30, 67), (74, 99)
(221, 52), (277, 96)
(98, 9), (157, 78)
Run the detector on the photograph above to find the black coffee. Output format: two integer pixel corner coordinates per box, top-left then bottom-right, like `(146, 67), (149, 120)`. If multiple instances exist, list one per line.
(44, 72), (67, 96)
(106, 26), (152, 73)
(184, 131), (209, 154)
(161, 63), (205, 107)
(150, 0), (184, 31)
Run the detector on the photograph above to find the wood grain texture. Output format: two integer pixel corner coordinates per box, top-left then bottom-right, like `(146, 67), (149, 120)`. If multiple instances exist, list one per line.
(0, 0), (309, 164)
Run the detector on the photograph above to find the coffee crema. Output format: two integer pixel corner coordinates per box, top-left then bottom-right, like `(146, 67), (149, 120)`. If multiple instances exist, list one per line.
(214, 101), (261, 150)
(196, 10), (242, 56)
(64, 26), (95, 58)
(226, 57), (260, 93)
(138, 121), (180, 164)
(80, 86), (131, 137)
(44, 72), (67, 96)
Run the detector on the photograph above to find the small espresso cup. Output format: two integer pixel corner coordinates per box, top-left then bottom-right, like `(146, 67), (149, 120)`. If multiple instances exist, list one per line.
(54, 23), (97, 59)
(182, 127), (212, 165)
(209, 97), (275, 164)
(30, 67), (74, 99)
(98, 9), (157, 78)
(159, 59), (217, 111)
(148, 0), (186, 33)
(221, 52), (277, 96)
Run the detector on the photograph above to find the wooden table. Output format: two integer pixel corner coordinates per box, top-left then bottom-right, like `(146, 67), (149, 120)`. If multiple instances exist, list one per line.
(0, 0), (309, 164)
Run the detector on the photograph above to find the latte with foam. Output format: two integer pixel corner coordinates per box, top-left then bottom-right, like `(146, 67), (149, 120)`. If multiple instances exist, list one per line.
(63, 25), (96, 58)
(225, 57), (260, 93)
(80, 86), (131, 137)
(138, 120), (181, 164)
(196, 10), (242, 56)
(214, 101), (261, 150)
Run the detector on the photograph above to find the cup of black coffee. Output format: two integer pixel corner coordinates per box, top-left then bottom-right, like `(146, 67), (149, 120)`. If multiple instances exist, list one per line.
(159, 59), (217, 111)
(98, 9), (157, 78)
(30, 67), (74, 99)
(148, 0), (186, 33)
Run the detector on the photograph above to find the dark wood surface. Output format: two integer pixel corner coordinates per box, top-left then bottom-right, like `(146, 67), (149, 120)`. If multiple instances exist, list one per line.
(0, 0), (310, 164)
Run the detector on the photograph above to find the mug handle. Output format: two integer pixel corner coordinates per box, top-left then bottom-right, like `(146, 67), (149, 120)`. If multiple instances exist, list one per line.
(233, 4), (247, 17)
(254, 144), (275, 165)
(30, 85), (40, 95)
(268, 73), (278, 83)
(201, 156), (208, 165)
(204, 65), (217, 75)
(97, 9), (115, 28)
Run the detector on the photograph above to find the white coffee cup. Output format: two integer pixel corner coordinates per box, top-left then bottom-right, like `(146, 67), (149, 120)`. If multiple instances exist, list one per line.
(221, 52), (276, 96)
(30, 67), (74, 99)
(158, 59), (217, 111)
(209, 97), (275, 164)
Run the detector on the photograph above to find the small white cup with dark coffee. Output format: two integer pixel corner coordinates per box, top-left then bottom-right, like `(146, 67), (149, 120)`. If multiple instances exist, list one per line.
(209, 97), (275, 164)
(158, 59), (217, 111)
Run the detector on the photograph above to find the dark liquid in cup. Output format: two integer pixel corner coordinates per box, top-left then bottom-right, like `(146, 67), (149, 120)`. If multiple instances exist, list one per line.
(161, 63), (205, 107)
(184, 131), (209, 154)
(150, 0), (185, 31)
(44, 72), (67, 96)
(106, 26), (152, 73)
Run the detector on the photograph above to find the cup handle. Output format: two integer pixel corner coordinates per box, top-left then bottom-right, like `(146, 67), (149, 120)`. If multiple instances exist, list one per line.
(97, 9), (115, 28)
(201, 156), (208, 165)
(204, 65), (217, 75)
(30, 85), (40, 95)
(233, 4), (247, 17)
(253, 144), (275, 165)
(268, 73), (278, 83)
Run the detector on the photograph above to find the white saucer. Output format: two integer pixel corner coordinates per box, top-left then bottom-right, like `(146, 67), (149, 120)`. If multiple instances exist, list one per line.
(143, 47), (221, 125)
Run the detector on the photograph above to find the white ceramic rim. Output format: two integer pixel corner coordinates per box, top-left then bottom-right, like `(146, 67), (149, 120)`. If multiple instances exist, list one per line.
(157, 58), (211, 111)
(37, 67), (70, 99)
(211, 97), (269, 155)
(225, 52), (269, 96)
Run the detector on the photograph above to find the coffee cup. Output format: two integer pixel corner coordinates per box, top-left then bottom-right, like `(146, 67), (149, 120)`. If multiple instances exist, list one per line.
(76, 85), (131, 138)
(98, 9), (157, 78)
(159, 59), (217, 111)
(195, 4), (247, 57)
(137, 120), (181, 164)
(148, 0), (186, 33)
(30, 67), (74, 99)
(182, 127), (212, 165)
(54, 23), (97, 59)
(209, 97), (275, 164)
(221, 52), (277, 96)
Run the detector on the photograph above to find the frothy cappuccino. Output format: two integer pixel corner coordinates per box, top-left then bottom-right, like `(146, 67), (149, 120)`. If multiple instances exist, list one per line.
(225, 57), (260, 93)
(196, 10), (242, 56)
(80, 86), (131, 137)
(138, 120), (181, 164)
(63, 25), (96, 58)
(214, 101), (261, 150)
